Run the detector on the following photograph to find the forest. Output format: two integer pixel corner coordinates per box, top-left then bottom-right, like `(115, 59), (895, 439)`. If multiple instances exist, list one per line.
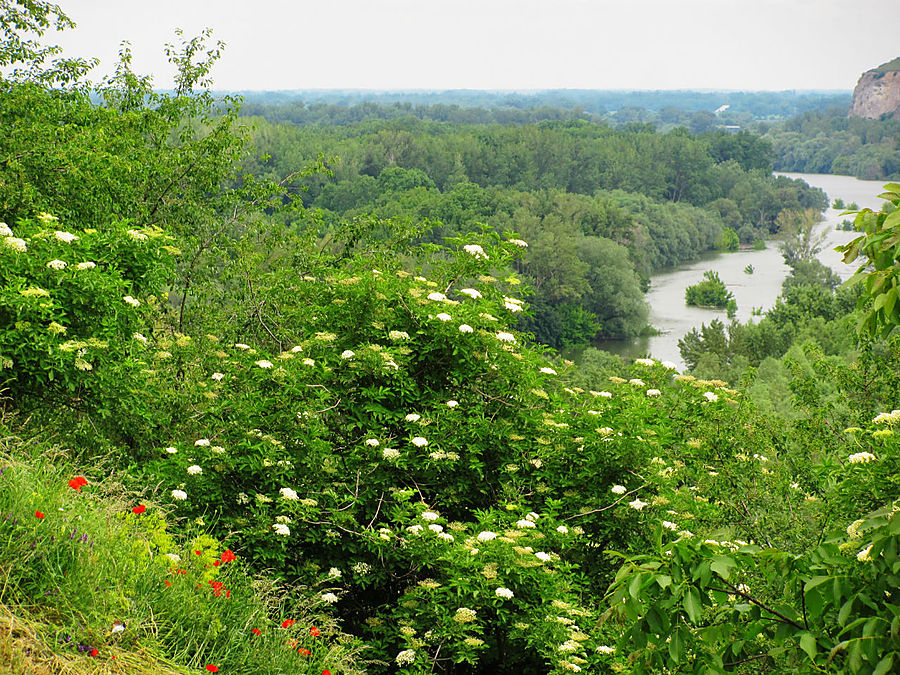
(1, 3), (898, 675)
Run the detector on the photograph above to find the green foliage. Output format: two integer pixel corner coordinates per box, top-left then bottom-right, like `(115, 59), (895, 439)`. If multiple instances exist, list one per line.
(685, 271), (735, 309)
(716, 226), (740, 252)
(837, 184), (900, 336)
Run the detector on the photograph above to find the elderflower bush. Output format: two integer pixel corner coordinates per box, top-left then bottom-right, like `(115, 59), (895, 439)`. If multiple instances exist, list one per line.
(0, 215), (176, 429)
(137, 232), (653, 670)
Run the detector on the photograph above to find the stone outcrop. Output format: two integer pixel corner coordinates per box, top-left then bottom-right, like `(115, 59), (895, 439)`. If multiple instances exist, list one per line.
(849, 57), (900, 120)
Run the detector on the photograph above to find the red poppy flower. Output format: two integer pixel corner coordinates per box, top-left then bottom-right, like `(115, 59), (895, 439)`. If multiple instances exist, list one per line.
(220, 549), (236, 563)
(281, 619), (295, 628)
(34, 510), (44, 519)
(213, 560), (220, 566)
(323, 670), (331, 675)
(225, 590), (230, 598)
(132, 504), (146, 514)
(298, 648), (311, 656)
(164, 580), (171, 587)
(251, 628), (261, 636)
(68, 476), (88, 491)
(310, 626), (320, 637)
(205, 666), (219, 673)
(195, 550), (202, 556)
(90, 648), (98, 657)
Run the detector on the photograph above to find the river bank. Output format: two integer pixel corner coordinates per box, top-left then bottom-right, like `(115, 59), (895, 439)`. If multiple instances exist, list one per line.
(591, 172), (887, 368)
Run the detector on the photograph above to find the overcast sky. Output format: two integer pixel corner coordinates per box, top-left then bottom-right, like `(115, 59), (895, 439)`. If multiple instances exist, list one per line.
(49, 0), (900, 91)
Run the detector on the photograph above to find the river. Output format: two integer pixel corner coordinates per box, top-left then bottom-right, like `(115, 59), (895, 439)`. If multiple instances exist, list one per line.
(592, 172), (888, 369)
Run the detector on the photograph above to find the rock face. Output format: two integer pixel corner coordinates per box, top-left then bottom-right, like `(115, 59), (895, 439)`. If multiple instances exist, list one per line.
(849, 57), (900, 120)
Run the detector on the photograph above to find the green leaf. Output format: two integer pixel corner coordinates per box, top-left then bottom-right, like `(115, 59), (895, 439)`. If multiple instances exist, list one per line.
(873, 654), (894, 675)
(799, 633), (817, 661)
(656, 574), (672, 589)
(683, 588), (702, 624)
(838, 596), (854, 626)
(668, 627), (683, 664)
(710, 555), (735, 579)
(804, 576), (830, 593)
(628, 573), (642, 599)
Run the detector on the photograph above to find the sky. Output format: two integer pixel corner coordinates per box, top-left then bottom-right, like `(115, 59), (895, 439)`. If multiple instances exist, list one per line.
(47, 0), (900, 92)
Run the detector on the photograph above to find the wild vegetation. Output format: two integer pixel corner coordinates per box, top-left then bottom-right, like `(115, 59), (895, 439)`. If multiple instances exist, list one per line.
(1, 3), (898, 674)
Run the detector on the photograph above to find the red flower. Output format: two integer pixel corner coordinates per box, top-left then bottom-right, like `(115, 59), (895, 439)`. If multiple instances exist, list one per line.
(164, 580), (171, 587)
(90, 648), (98, 657)
(68, 476), (88, 491)
(220, 549), (236, 563)
(281, 619), (295, 628)
(205, 666), (219, 673)
(34, 510), (44, 519)
(195, 550), (202, 556)
(310, 626), (320, 637)
(251, 628), (261, 636)
(298, 648), (311, 656)
(132, 504), (146, 514)
(213, 560), (220, 566)
(323, 670), (332, 675)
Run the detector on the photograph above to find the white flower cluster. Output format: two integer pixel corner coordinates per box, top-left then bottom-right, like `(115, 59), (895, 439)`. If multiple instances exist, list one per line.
(171, 489), (187, 500)
(458, 324), (473, 333)
(272, 523), (290, 536)
(54, 230), (78, 243)
(187, 465), (202, 475)
(635, 358), (656, 366)
(395, 649), (416, 666)
(872, 409), (900, 424)
(382, 448), (400, 460)
(463, 244), (488, 259)
(389, 330), (410, 340)
(848, 451), (876, 464)
(508, 238), (528, 247)
(703, 391), (719, 402)
(0, 223), (11, 237)
(453, 607), (477, 623)
(122, 295), (140, 307)
(495, 587), (514, 599)
(3, 236), (27, 252)
(646, 389), (661, 397)
(280, 487), (299, 500)
(459, 288), (482, 299)
(46, 259), (67, 270)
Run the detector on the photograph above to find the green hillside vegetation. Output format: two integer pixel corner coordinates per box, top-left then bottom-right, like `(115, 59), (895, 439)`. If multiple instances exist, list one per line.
(1, 3), (898, 673)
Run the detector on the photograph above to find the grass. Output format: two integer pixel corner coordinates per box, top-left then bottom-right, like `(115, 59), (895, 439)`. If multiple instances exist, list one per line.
(0, 426), (366, 674)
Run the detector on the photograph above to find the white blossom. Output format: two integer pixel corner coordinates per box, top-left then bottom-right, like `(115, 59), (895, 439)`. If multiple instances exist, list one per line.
(556, 525), (569, 534)
(611, 484), (626, 495)
(504, 301), (523, 312)
(46, 259), (67, 270)
(458, 324), (474, 333)
(421, 511), (439, 521)
(703, 391), (719, 402)
(405, 413), (421, 422)
(463, 244), (488, 259)
(165, 553), (181, 563)
(389, 330), (410, 341)
(280, 487), (299, 501)
(171, 489), (187, 500)
(255, 360), (273, 369)
(435, 312), (452, 322)
(535, 551), (552, 562)
(516, 519), (536, 529)
(628, 498), (648, 511)
(187, 465), (202, 475)
(459, 288), (482, 299)
(165, 446), (177, 454)
(477, 531), (497, 542)
(446, 400), (458, 408)
(646, 389), (661, 397)
(54, 230), (78, 243)
(133, 332), (148, 344)
(321, 592), (339, 604)
(661, 361), (678, 370)
(382, 448), (400, 460)
(540, 367), (557, 375)
(411, 436), (428, 447)
(427, 292), (448, 302)
(495, 587), (514, 599)
(395, 649), (416, 666)
(272, 523), (290, 536)
(508, 238), (528, 247)
(662, 521), (677, 531)
(365, 438), (380, 447)
(496, 332), (515, 343)
(0, 223), (11, 237)
(3, 237), (27, 252)
(195, 439), (211, 447)
(122, 295), (140, 307)
(848, 452), (876, 464)
(211, 372), (224, 381)
(341, 349), (355, 359)
(453, 607), (477, 623)
(75, 261), (96, 270)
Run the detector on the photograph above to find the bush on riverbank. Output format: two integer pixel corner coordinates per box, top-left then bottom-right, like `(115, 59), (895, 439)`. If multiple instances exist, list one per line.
(685, 271), (736, 314)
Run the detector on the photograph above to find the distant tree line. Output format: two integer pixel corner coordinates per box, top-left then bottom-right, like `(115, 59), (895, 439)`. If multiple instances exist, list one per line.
(240, 117), (825, 348)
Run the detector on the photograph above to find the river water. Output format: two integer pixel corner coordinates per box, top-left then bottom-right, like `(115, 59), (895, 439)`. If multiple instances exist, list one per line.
(593, 172), (888, 368)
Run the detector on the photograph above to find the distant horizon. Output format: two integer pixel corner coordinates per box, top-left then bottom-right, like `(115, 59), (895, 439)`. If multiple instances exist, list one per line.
(218, 87), (852, 95)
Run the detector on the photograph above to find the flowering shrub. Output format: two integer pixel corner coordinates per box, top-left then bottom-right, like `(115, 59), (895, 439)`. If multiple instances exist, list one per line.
(0, 214), (175, 438)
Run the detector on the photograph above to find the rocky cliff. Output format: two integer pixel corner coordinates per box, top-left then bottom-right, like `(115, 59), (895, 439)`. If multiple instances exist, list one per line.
(849, 57), (900, 119)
